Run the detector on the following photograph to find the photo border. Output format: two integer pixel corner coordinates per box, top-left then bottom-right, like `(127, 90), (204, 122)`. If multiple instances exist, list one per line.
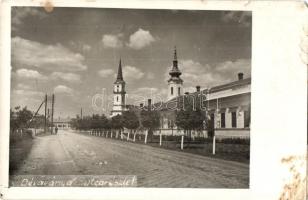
(1, 0), (306, 199)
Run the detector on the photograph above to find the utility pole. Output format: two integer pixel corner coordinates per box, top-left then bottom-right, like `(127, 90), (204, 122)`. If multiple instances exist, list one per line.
(51, 94), (54, 134)
(44, 94), (47, 133)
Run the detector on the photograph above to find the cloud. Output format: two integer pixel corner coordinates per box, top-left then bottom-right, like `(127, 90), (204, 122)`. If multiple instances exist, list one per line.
(11, 86), (45, 110)
(54, 85), (74, 95)
(165, 59), (251, 89)
(102, 34), (123, 48)
(123, 66), (144, 81)
(12, 89), (44, 97)
(127, 28), (156, 50)
(12, 7), (47, 31)
(16, 83), (31, 90)
(98, 69), (115, 78)
(50, 72), (81, 83)
(15, 68), (47, 80)
(12, 37), (87, 72)
(179, 60), (215, 86)
(82, 44), (91, 52)
(215, 59), (251, 75)
(221, 11), (252, 27)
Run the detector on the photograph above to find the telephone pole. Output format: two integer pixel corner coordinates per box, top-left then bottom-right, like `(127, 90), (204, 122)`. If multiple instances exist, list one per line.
(80, 108), (83, 119)
(51, 94), (55, 134)
(44, 94), (47, 133)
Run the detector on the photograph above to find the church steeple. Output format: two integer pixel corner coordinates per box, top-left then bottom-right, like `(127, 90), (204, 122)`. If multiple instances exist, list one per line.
(169, 46), (182, 77)
(115, 58), (124, 82)
(167, 46), (183, 101)
(111, 58), (126, 117)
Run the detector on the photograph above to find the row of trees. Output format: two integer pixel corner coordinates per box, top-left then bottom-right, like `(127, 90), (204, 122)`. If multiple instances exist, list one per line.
(71, 107), (209, 138)
(10, 106), (48, 132)
(70, 110), (160, 135)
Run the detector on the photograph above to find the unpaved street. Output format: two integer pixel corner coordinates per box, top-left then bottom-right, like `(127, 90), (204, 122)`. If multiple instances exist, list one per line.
(11, 129), (249, 188)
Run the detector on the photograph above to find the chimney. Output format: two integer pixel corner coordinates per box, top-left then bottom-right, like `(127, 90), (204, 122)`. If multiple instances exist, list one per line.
(196, 85), (201, 92)
(238, 72), (244, 80)
(147, 99), (152, 111)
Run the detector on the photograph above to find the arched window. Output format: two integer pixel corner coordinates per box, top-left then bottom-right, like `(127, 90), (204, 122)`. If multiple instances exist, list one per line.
(117, 85), (119, 92)
(178, 87), (181, 95)
(116, 96), (119, 102)
(171, 87), (173, 95)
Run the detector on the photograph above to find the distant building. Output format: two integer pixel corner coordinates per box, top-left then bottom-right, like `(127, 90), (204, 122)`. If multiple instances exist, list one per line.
(53, 117), (71, 129)
(111, 59), (127, 117)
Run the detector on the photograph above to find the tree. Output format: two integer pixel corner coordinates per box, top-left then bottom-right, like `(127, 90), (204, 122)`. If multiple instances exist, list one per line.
(91, 114), (101, 129)
(111, 114), (123, 130)
(79, 116), (92, 130)
(190, 110), (206, 130)
(10, 106), (34, 131)
(140, 110), (160, 141)
(175, 110), (191, 133)
(100, 114), (110, 130)
(18, 107), (33, 128)
(175, 109), (205, 139)
(175, 93), (206, 139)
(70, 117), (79, 130)
(110, 114), (123, 138)
(10, 108), (19, 131)
(122, 111), (139, 136)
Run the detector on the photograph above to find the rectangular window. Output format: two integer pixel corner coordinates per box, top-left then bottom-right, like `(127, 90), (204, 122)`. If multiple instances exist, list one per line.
(178, 87), (181, 95)
(231, 112), (237, 128)
(244, 111), (250, 128)
(220, 113), (225, 128)
(171, 87), (173, 95)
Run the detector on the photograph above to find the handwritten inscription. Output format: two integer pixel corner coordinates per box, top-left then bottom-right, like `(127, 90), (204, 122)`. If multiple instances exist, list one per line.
(10, 175), (137, 187)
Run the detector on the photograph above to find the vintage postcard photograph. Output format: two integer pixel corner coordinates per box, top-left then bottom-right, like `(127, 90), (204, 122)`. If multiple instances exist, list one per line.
(8, 7), (252, 188)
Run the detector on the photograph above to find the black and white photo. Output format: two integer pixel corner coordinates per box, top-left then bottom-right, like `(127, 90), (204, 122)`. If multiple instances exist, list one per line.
(9, 7), (252, 188)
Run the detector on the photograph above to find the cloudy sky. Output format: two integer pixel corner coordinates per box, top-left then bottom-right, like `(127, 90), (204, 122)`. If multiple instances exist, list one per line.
(11, 7), (251, 118)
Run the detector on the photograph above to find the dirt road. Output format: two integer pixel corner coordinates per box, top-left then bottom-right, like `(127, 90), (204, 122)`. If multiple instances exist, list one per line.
(10, 129), (249, 188)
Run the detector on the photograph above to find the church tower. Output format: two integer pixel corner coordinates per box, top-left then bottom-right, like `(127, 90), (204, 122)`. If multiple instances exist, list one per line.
(167, 47), (183, 101)
(111, 59), (126, 117)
